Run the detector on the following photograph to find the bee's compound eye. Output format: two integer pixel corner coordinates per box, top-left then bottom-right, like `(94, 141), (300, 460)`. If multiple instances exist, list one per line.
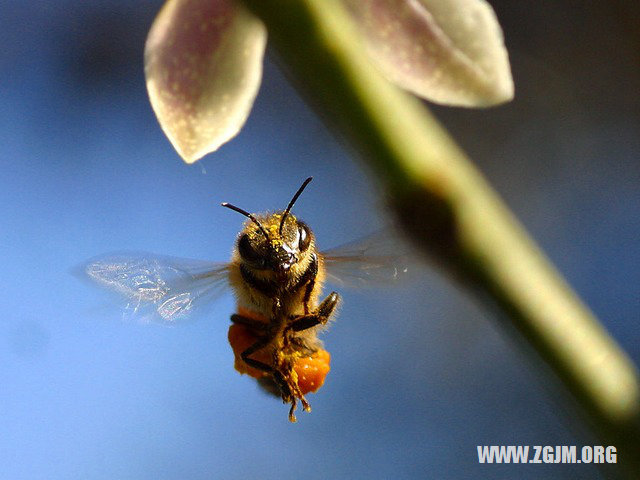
(298, 224), (311, 251)
(238, 234), (262, 264)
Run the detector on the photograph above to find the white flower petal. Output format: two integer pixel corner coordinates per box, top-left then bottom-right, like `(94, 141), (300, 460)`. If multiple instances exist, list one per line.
(145, 0), (267, 163)
(344, 0), (514, 107)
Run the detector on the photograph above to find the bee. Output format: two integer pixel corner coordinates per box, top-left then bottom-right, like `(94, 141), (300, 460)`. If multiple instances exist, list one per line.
(83, 177), (407, 422)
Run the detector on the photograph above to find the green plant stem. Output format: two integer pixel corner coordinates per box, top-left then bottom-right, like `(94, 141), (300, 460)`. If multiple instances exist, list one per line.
(240, 0), (640, 471)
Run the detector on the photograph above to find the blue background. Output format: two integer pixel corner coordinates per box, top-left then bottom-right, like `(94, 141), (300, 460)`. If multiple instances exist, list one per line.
(1, 1), (638, 479)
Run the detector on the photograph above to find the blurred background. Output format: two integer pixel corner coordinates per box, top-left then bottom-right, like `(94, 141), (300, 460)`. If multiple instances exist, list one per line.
(0, 1), (638, 479)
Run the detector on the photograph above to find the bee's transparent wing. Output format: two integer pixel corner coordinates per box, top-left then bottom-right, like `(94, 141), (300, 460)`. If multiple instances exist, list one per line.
(82, 252), (230, 324)
(321, 231), (412, 288)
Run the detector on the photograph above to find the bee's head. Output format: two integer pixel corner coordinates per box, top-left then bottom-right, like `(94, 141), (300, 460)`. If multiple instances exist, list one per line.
(222, 178), (314, 278)
(235, 212), (314, 275)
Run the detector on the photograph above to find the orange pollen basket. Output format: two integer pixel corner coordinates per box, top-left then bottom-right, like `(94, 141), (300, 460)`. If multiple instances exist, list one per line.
(227, 322), (331, 395)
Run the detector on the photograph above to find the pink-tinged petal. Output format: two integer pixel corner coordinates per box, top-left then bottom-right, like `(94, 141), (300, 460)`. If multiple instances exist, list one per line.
(344, 0), (514, 107)
(145, 0), (267, 163)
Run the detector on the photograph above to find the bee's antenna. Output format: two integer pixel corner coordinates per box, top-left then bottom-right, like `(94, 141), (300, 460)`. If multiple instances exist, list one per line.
(279, 177), (313, 235)
(221, 202), (270, 240)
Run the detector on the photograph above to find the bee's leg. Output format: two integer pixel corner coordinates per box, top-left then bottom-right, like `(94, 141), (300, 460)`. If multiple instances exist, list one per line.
(288, 292), (340, 332)
(232, 315), (286, 391)
(230, 314), (267, 332)
(288, 397), (299, 423)
(240, 336), (275, 374)
(289, 253), (318, 315)
(272, 369), (294, 405)
(240, 337), (296, 407)
(287, 382), (312, 422)
(302, 278), (315, 315)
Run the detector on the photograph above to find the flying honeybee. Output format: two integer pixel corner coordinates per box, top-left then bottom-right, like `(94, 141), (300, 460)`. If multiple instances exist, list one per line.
(84, 177), (408, 422)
